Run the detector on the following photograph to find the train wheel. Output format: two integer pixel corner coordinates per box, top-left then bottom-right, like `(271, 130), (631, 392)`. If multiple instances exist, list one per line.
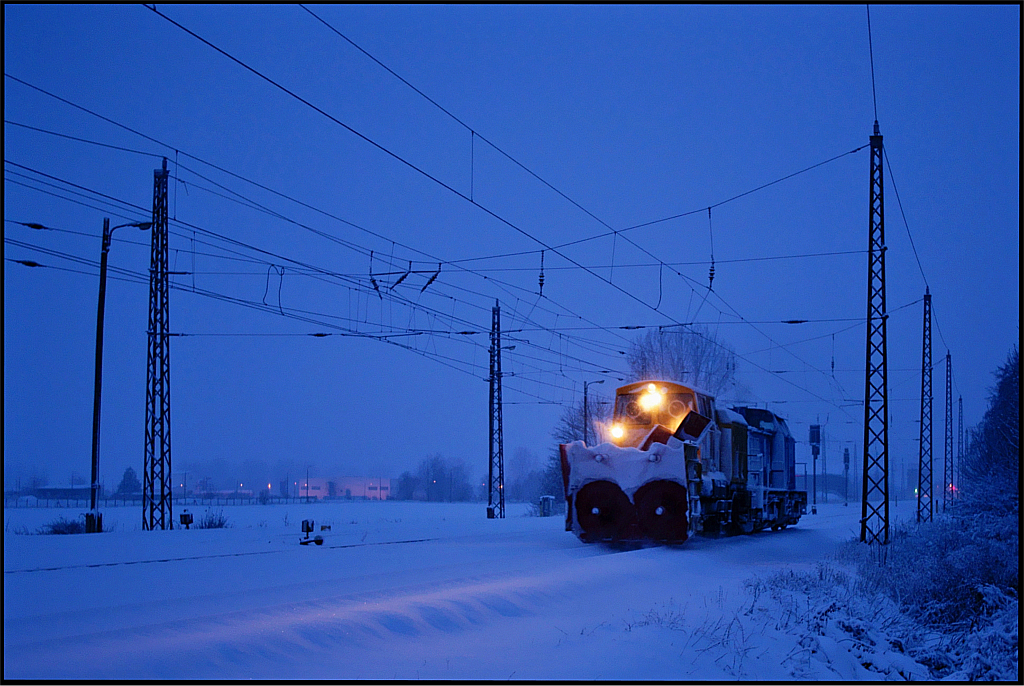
(634, 480), (689, 542)
(575, 480), (635, 541)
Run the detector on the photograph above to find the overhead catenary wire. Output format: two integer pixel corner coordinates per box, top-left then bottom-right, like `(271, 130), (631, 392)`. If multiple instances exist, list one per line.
(247, 16), (871, 414)
(141, 5), (859, 383)
(6, 201), (627, 392)
(297, 7), (867, 266)
(6, 128), (864, 413)
(3, 100), (642, 362)
(4, 25), (876, 419)
(5, 153), (631, 374)
(167, 12), (860, 415)
(5, 234), (594, 401)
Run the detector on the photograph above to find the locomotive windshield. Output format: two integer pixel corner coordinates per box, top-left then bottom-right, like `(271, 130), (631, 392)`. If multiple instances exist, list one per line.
(614, 384), (697, 431)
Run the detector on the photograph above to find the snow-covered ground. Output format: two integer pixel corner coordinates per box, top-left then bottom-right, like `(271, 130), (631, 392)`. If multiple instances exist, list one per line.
(4, 498), (930, 680)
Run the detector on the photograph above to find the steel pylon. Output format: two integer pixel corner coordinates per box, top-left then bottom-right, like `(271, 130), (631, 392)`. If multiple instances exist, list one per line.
(917, 290), (933, 523)
(860, 123), (890, 545)
(487, 300), (505, 519)
(143, 159), (172, 530)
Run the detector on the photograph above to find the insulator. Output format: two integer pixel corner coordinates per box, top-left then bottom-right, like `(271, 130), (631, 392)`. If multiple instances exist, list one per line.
(539, 250), (545, 296)
(708, 260), (716, 287)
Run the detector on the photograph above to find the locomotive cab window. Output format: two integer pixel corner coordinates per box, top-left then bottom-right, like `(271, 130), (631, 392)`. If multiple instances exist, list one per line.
(614, 386), (696, 429)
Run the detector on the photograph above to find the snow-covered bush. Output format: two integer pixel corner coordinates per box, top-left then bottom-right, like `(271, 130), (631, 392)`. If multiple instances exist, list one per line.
(741, 563), (932, 680)
(195, 509), (230, 529)
(38, 516), (86, 535)
(837, 344), (1020, 681)
(856, 516), (1018, 626)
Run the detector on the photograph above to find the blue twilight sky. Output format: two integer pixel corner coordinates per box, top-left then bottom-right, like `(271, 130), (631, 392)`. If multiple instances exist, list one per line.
(3, 4), (1019, 494)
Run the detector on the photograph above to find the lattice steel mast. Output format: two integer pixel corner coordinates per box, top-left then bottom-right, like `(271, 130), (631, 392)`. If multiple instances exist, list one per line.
(943, 352), (953, 512)
(860, 122), (890, 544)
(917, 289), (933, 523)
(143, 158), (172, 530)
(487, 300), (505, 519)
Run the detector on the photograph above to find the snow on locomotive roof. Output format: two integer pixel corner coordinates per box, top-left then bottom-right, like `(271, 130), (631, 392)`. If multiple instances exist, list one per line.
(716, 407), (747, 426)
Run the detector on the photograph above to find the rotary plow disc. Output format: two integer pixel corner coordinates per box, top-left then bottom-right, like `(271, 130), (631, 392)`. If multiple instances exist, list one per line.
(574, 480), (635, 541)
(634, 480), (689, 542)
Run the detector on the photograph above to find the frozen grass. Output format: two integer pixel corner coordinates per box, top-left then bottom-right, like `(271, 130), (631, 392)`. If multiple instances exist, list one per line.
(851, 515), (1019, 626)
(830, 516), (1019, 681)
(37, 516), (86, 535)
(194, 509), (230, 529)
(740, 562), (932, 680)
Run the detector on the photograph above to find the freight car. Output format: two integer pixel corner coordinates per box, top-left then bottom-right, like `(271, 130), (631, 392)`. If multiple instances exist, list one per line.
(559, 380), (807, 543)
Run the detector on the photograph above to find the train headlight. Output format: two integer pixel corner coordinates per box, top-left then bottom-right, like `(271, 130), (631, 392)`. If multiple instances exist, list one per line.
(639, 390), (663, 410)
(610, 424), (625, 439)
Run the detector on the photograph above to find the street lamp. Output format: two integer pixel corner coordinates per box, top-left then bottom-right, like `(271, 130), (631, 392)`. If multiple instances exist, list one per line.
(87, 217), (152, 533)
(583, 379), (605, 446)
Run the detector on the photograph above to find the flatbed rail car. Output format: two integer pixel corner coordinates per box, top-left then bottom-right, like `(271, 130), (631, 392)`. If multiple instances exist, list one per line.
(559, 380), (807, 543)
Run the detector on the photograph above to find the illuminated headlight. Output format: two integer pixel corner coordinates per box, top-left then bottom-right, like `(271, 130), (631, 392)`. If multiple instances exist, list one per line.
(639, 391), (663, 410)
(610, 424), (625, 439)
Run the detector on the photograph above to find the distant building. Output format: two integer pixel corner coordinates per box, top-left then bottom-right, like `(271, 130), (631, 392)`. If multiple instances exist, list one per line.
(296, 477), (393, 500)
(29, 487), (96, 500)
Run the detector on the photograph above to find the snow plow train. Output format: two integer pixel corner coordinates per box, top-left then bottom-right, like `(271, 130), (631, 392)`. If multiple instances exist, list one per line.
(560, 380), (807, 544)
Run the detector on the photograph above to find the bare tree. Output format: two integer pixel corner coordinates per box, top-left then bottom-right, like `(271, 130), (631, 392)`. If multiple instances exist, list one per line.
(626, 324), (737, 396)
(544, 391), (614, 499)
(961, 344), (1019, 513)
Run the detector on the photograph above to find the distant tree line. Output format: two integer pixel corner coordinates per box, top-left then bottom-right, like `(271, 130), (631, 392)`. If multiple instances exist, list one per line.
(393, 454), (474, 502)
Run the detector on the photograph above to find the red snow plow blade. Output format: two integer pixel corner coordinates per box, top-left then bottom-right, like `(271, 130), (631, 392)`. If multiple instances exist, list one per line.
(560, 439), (692, 544)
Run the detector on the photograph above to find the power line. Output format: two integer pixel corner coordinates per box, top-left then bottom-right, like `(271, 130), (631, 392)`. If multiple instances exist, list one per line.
(2, 180), (622, 393)
(446, 249), (867, 271)
(4, 91), (641, 365)
(574, 144), (870, 242)
(6, 234), (591, 401)
(146, 6), (711, 331)
(268, 12), (874, 414)
(6, 161), (859, 413)
(298, 7), (867, 270)
(6, 42), (870, 415)
(6, 73), (865, 397)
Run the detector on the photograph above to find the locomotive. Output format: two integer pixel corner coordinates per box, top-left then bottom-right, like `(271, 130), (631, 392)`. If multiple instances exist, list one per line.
(559, 380), (807, 543)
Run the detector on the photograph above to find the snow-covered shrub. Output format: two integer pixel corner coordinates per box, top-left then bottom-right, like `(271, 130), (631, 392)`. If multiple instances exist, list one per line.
(742, 563), (932, 680)
(195, 509), (229, 529)
(937, 585), (1018, 681)
(857, 516), (1018, 627)
(833, 345), (1020, 680)
(38, 516), (86, 535)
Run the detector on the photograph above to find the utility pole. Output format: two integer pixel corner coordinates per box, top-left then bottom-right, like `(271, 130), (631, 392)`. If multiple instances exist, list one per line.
(88, 217), (152, 533)
(943, 352), (953, 512)
(809, 424), (820, 514)
(143, 158), (172, 530)
(843, 447), (850, 506)
(822, 428), (828, 504)
(917, 290), (933, 523)
(487, 300), (505, 519)
(861, 121), (890, 545)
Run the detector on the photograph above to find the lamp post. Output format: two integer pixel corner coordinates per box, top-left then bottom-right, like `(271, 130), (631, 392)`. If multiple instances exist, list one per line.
(582, 379), (605, 446)
(88, 217), (152, 533)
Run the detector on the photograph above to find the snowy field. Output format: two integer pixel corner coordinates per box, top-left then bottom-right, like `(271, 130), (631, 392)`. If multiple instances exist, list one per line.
(4, 498), (929, 680)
